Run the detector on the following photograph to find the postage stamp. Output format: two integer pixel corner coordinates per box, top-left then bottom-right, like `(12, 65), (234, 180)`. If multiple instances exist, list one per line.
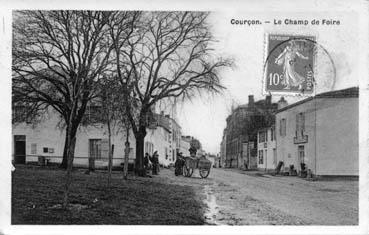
(263, 34), (317, 96)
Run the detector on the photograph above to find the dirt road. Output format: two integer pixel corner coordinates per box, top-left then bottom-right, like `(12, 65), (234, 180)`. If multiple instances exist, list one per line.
(157, 167), (358, 225)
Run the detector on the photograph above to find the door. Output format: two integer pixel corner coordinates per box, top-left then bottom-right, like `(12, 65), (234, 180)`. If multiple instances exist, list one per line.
(89, 139), (101, 170)
(14, 135), (26, 164)
(273, 148), (277, 168)
(298, 145), (305, 170)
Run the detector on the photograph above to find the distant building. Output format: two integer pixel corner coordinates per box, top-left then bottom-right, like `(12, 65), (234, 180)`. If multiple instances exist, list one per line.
(213, 154), (221, 168)
(145, 112), (182, 167)
(257, 125), (277, 171)
(223, 95), (278, 169)
(180, 136), (191, 157)
(219, 129), (226, 167)
(145, 112), (171, 166)
(169, 116), (182, 163)
(276, 87), (359, 176)
(207, 154), (216, 167)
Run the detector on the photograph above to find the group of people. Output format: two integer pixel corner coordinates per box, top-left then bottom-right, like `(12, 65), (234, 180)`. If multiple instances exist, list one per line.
(144, 151), (159, 175)
(144, 146), (199, 176)
(174, 146), (198, 176)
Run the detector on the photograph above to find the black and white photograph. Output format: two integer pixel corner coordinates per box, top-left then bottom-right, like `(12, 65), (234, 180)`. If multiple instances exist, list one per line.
(1, 0), (369, 235)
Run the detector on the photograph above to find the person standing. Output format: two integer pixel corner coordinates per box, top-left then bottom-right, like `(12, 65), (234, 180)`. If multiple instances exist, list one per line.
(144, 153), (150, 173)
(175, 152), (184, 176)
(150, 151), (159, 175)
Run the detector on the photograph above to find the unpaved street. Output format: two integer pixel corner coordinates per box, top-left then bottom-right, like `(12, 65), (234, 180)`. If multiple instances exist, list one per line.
(156, 167), (358, 225)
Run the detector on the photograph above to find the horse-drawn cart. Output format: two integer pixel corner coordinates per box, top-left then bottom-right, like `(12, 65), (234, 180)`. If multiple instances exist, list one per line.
(183, 156), (211, 178)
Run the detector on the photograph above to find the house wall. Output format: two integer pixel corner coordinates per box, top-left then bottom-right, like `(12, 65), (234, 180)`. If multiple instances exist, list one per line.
(169, 119), (181, 163)
(257, 128), (277, 170)
(180, 138), (191, 157)
(12, 110), (136, 168)
(145, 127), (172, 167)
(276, 100), (318, 174)
(315, 98), (358, 175)
(276, 97), (358, 176)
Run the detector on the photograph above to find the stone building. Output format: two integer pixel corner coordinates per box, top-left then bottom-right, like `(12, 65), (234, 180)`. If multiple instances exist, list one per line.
(223, 95), (278, 169)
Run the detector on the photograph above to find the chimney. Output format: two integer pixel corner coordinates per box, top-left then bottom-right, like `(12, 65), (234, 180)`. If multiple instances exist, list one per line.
(278, 97), (288, 109)
(248, 95), (254, 107)
(266, 95), (272, 105)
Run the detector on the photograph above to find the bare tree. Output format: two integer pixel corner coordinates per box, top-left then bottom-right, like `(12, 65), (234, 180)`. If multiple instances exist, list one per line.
(110, 11), (232, 176)
(12, 10), (115, 207)
(96, 76), (118, 187)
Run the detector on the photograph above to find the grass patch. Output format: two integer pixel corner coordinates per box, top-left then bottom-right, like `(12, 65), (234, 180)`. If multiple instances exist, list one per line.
(12, 165), (205, 225)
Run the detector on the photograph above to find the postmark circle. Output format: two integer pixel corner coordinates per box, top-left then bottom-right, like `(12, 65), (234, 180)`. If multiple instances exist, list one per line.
(263, 34), (336, 96)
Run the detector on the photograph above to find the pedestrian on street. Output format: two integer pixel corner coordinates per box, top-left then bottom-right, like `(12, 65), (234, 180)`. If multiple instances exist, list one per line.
(144, 153), (150, 173)
(150, 151), (159, 175)
(175, 152), (185, 176)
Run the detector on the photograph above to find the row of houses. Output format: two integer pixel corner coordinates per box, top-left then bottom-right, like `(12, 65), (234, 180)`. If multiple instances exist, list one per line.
(220, 87), (359, 176)
(12, 107), (201, 169)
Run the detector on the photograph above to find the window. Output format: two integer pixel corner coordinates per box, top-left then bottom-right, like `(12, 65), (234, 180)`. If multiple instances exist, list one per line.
(296, 113), (305, 136)
(86, 105), (103, 123)
(280, 118), (286, 136)
(259, 131), (266, 143)
(165, 147), (168, 159)
(145, 142), (154, 156)
(13, 105), (30, 123)
(258, 150), (263, 164)
(43, 147), (48, 153)
(266, 130), (268, 142)
(89, 139), (102, 160)
(271, 128), (275, 141)
(298, 145), (305, 164)
(31, 143), (37, 154)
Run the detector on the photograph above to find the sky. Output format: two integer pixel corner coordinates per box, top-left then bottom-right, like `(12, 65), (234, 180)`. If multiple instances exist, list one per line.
(174, 10), (361, 154)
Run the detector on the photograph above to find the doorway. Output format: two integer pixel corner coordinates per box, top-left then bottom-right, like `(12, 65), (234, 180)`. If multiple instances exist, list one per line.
(298, 145), (305, 170)
(273, 148), (277, 167)
(89, 139), (101, 170)
(14, 135), (26, 164)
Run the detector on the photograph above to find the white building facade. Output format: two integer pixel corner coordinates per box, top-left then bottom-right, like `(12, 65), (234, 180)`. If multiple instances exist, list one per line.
(13, 108), (185, 168)
(257, 126), (277, 171)
(12, 108), (136, 168)
(275, 87), (359, 176)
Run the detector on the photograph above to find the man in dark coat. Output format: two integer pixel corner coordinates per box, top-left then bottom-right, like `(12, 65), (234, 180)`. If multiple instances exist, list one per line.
(144, 153), (150, 173)
(175, 152), (185, 176)
(150, 151), (159, 175)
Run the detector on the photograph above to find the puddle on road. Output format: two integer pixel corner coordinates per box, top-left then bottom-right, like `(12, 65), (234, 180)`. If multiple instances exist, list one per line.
(203, 185), (223, 225)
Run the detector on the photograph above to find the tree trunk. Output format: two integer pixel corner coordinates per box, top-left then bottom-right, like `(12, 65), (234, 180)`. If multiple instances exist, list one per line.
(107, 120), (113, 187)
(59, 127), (70, 169)
(123, 127), (130, 180)
(135, 126), (146, 176)
(62, 125), (77, 209)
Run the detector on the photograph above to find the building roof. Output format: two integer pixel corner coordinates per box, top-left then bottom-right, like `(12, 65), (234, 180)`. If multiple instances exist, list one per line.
(276, 87), (359, 113)
(151, 113), (171, 132)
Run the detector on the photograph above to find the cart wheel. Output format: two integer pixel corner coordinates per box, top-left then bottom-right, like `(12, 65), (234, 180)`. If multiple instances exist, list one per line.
(199, 167), (210, 178)
(183, 163), (193, 177)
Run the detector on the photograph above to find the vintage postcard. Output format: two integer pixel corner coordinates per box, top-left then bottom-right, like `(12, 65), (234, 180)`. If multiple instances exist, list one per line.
(0, 0), (368, 235)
